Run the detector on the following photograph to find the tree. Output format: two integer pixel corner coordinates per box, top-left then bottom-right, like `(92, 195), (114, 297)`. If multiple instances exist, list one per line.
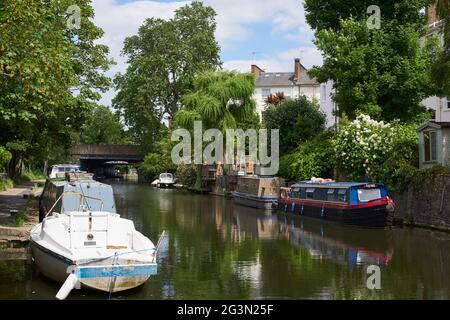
(431, 0), (450, 97)
(176, 71), (257, 132)
(81, 106), (130, 145)
(0, 1), (111, 177)
(262, 97), (326, 154)
(175, 70), (258, 188)
(304, 0), (431, 32)
(113, 0), (221, 137)
(310, 18), (434, 122)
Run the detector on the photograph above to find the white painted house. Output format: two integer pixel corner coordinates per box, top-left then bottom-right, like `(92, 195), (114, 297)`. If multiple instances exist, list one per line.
(251, 59), (337, 128)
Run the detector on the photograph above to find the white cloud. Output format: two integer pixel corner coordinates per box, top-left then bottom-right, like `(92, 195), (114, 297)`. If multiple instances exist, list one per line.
(91, 0), (317, 106)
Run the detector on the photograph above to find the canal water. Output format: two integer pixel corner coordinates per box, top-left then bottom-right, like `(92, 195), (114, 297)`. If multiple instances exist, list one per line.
(0, 181), (449, 299)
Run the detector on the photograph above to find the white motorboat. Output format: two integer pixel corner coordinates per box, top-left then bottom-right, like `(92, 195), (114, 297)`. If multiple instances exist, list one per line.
(157, 173), (175, 188)
(30, 191), (163, 299)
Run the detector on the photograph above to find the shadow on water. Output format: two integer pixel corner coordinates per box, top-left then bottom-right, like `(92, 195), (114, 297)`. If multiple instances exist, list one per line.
(0, 180), (449, 299)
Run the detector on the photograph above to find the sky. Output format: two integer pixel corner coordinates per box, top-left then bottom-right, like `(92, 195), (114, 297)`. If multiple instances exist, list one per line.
(91, 0), (323, 107)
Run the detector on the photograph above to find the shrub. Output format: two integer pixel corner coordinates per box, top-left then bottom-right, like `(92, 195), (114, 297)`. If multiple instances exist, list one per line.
(263, 96), (326, 154)
(175, 164), (197, 187)
(0, 146), (12, 170)
(279, 131), (335, 181)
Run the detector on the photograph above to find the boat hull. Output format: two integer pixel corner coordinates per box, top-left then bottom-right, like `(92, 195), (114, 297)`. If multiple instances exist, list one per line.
(277, 199), (393, 228)
(158, 183), (175, 189)
(232, 192), (277, 210)
(30, 240), (154, 293)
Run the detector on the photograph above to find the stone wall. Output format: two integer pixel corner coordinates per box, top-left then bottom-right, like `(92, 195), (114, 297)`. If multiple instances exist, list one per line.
(392, 174), (450, 231)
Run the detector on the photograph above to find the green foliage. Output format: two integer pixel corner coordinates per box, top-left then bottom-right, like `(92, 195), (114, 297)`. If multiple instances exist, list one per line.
(310, 18), (433, 122)
(431, 0), (450, 97)
(176, 71), (257, 131)
(304, 0), (431, 32)
(0, 177), (13, 192)
(140, 135), (177, 181)
(262, 97), (326, 154)
(175, 164), (197, 187)
(279, 131), (335, 181)
(81, 105), (130, 145)
(0, 0), (112, 178)
(333, 114), (420, 182)
(0, 146), (11, 169)
(114, 0), (221, 144)
(13, 210), (28, 227)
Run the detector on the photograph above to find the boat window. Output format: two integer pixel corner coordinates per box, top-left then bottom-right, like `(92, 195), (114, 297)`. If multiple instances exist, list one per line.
(327, 189), (336, 201)
(306, 188), (315, 199)
(358, 188), (381, 202)
(337, 189), (347, 202)
(291, 187), (300, 198)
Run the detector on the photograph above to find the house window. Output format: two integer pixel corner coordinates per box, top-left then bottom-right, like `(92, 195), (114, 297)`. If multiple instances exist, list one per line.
(261, 88), (271, 98)
(424, 131), (437, 162)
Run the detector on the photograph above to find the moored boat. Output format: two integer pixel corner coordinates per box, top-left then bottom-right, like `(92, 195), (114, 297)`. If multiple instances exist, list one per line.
(278, 181), (395, 228)
(157, 173), (175, 188)
(232, 176), (281, 210)
(32, 189), (162, 299)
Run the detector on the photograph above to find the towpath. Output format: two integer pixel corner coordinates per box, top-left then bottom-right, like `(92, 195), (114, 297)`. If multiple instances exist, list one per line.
(0, 181), (43, 243)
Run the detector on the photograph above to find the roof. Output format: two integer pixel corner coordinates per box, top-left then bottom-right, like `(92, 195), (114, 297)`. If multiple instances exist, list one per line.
(417, 120), (450, 132)
(292, 182), (382, 189)
(255, 64), (318, 87)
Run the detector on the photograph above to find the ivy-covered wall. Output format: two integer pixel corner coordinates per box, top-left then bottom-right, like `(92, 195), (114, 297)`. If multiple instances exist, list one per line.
(393, 173), (450, 231)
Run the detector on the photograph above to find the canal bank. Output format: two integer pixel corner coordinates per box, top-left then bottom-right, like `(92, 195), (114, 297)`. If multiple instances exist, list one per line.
(0, 181), (449, 300)
(0, 181), (42, 243)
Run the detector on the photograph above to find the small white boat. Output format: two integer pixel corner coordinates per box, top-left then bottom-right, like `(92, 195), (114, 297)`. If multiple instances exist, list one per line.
(30, 191), (163, 299)
(157, 173), (175, 188)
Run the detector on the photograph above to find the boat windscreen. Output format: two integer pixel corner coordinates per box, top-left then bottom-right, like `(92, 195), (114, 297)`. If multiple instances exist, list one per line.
(357, 188), (381, 202)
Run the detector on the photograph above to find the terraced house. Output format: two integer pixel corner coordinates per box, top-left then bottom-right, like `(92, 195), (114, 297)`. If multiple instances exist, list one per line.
(251, 58), (337, 128)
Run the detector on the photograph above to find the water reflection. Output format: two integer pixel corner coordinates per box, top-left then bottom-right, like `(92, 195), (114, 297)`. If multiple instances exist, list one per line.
(0, 181), (449, 300)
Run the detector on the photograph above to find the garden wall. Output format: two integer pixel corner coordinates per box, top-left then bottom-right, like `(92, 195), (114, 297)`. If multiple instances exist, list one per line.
(392, 174), (450, 231)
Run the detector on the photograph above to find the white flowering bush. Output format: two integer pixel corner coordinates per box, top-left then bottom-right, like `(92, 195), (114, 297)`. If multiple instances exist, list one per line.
(333, 114), (395, 179)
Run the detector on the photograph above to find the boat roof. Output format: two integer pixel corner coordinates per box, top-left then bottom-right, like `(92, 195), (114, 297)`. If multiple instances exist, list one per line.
(292, 181), (383, 189)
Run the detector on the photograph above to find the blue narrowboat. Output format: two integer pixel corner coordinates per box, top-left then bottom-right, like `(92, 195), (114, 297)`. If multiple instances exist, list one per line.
(278, 182), (395, 227)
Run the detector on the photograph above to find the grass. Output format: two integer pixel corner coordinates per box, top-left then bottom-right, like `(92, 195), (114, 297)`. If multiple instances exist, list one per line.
(13, 170), (47, 185)
(13, 209), (28, 227)
(0, 177), (13, 192)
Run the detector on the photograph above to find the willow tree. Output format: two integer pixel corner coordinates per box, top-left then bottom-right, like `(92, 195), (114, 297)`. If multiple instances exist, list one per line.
(174, 71), (258, 188)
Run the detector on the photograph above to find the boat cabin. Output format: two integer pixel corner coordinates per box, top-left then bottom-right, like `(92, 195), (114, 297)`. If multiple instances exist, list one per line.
(288, 182), (388, 205)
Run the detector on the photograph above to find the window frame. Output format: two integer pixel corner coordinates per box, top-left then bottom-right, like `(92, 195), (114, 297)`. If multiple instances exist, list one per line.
(261, 88), (271, 98)
(306, 188), (315, 200)
(423, 130), (438, 162)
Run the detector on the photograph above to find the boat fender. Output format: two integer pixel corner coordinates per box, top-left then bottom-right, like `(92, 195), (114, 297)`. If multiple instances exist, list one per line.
(56, 273), (79, 300)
